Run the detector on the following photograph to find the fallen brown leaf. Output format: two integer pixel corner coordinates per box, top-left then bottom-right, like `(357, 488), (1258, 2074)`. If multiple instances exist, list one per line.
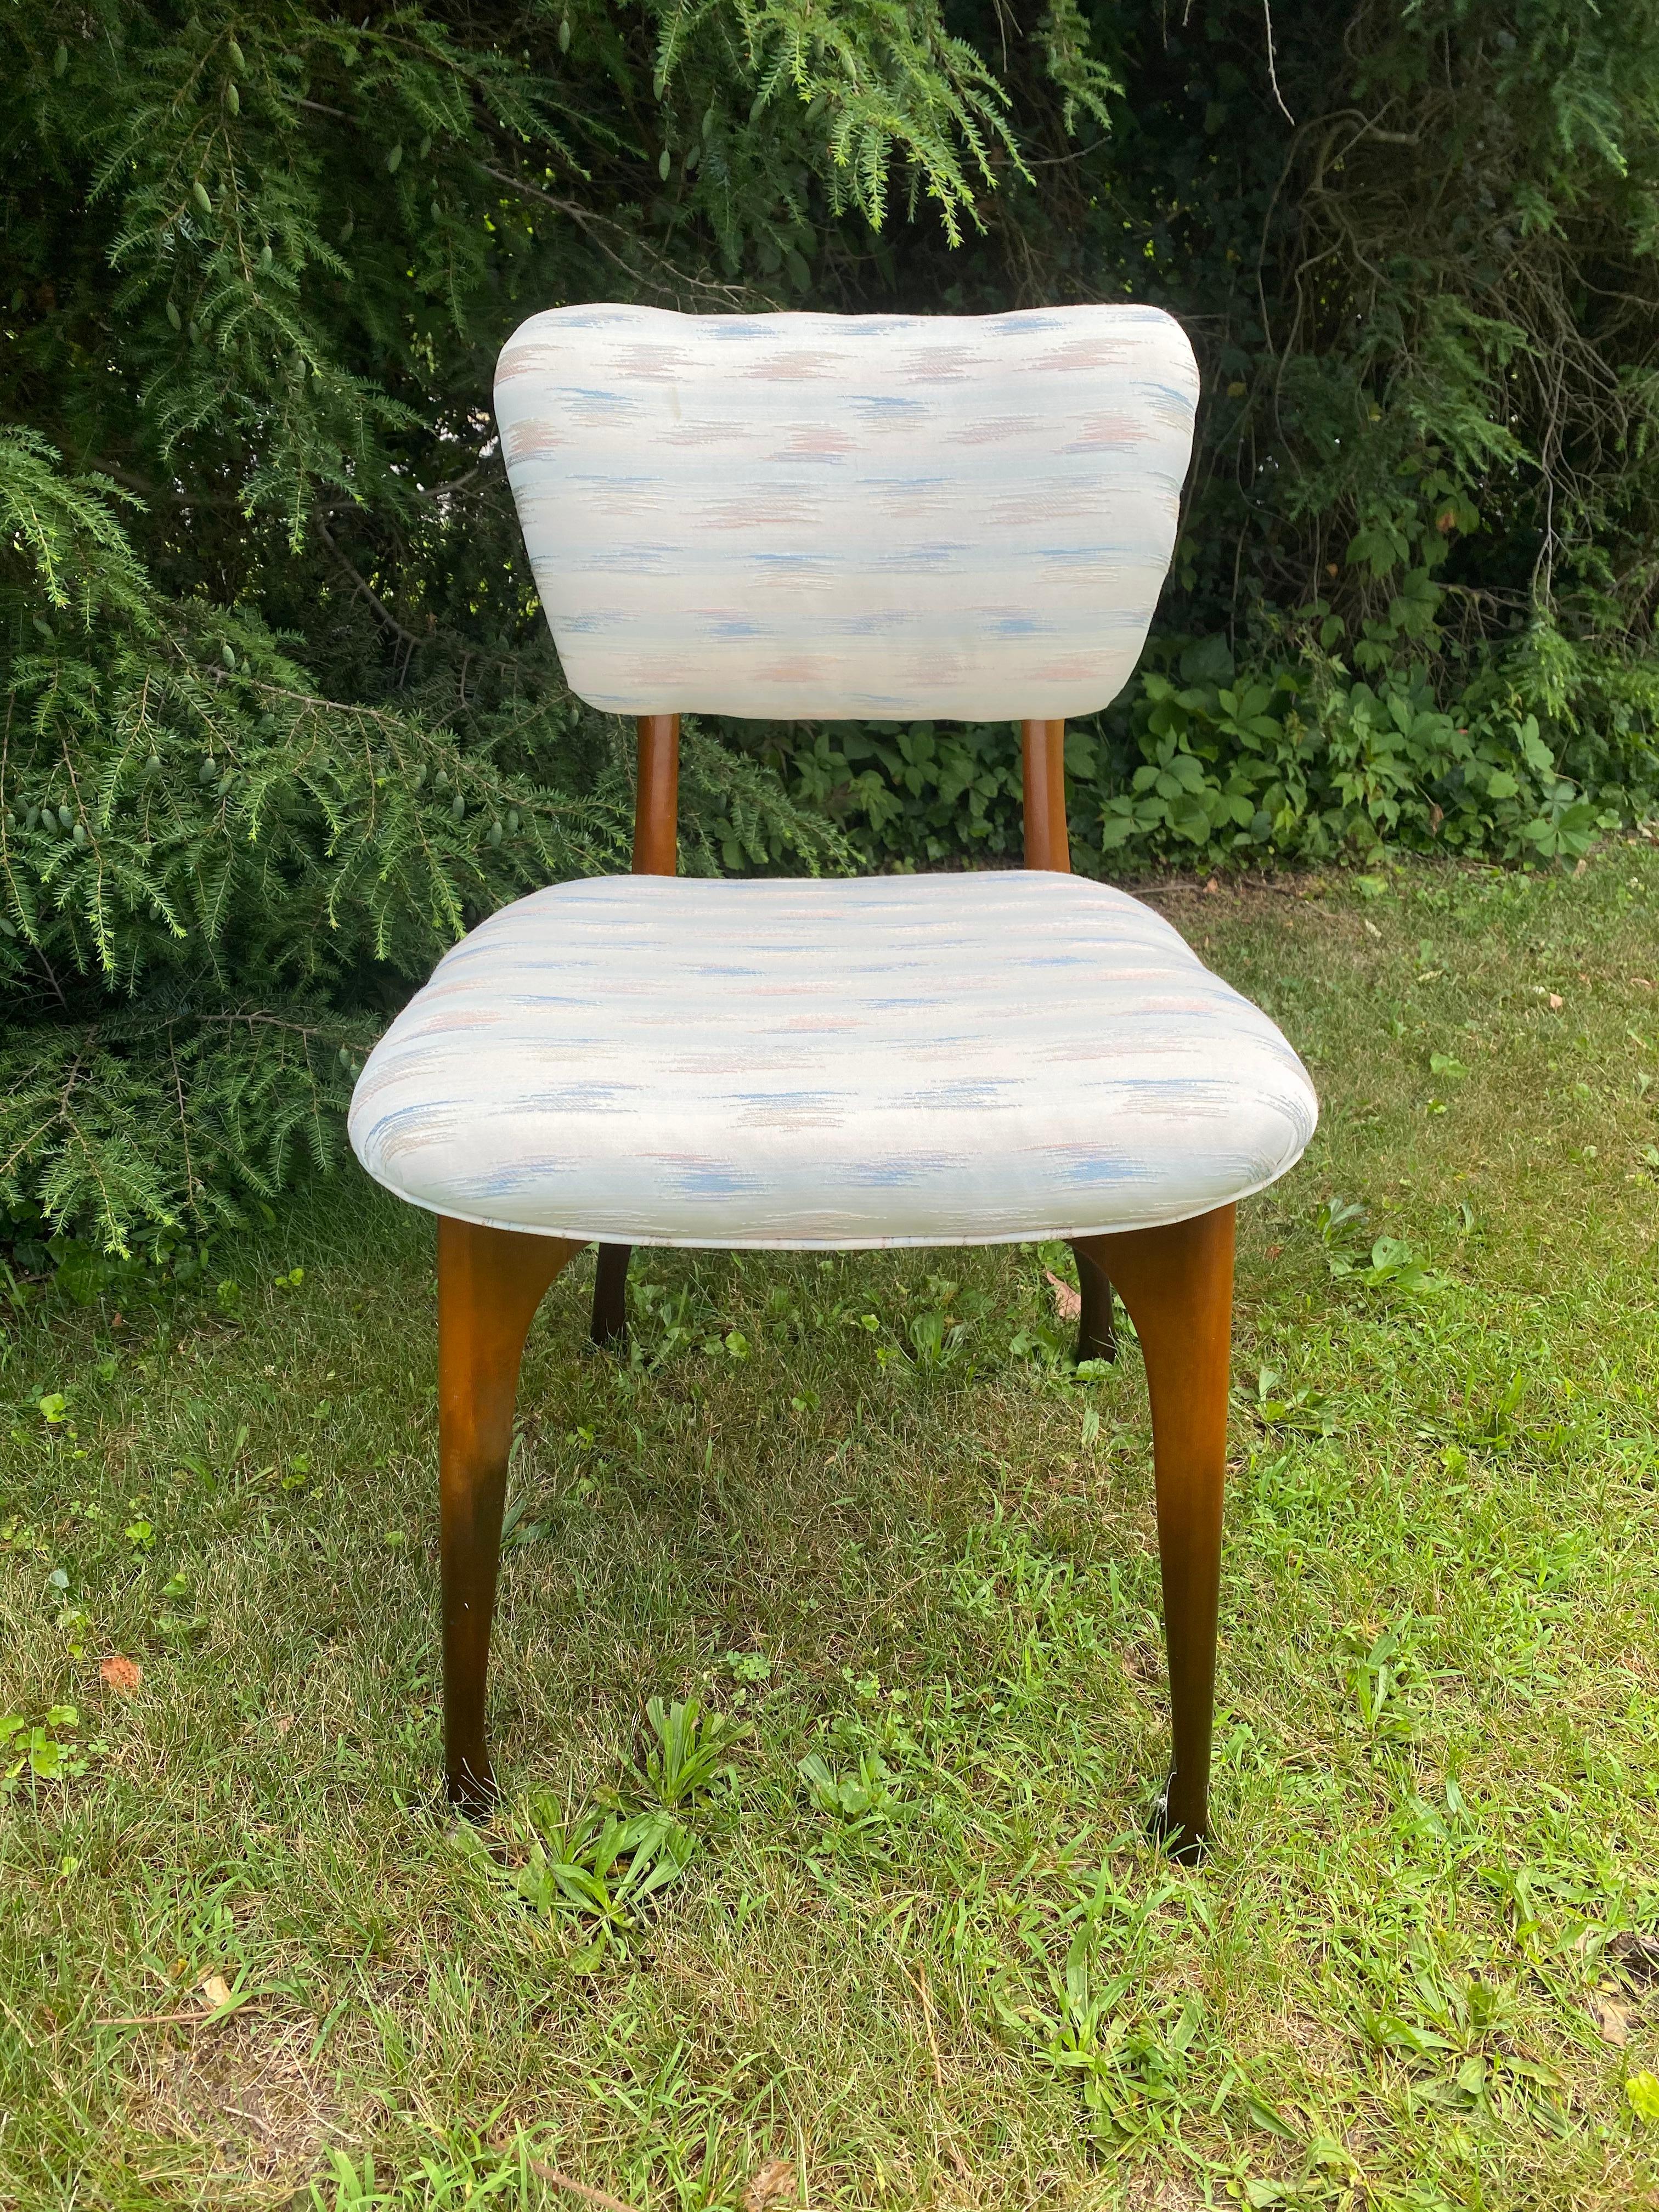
(1589, 1990), (1633, 2045)
(1043, 1268), (1081, 1324)
(200, 1974), (233, 2011)
(741, 2159), (797, 2212)
(1548, 992), (1564, 1011)
(99, 1654), (142, 1695)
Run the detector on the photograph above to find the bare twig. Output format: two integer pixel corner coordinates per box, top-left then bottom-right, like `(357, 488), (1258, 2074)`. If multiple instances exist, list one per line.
(314, 516), (425, 656)
(190, 1010), (353, 1045)
(165, 1022), (200, 1212)
(1262, 0), (1295, 123)
(94, 2005), (238, 2027)
(524, 2156), (645, 2212)
(479, 163), (758, 309)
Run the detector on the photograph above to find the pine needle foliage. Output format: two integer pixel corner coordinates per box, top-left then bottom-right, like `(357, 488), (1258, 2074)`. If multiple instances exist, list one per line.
(0, 434), (629, 1249)
(4, 0), (1001, 1251)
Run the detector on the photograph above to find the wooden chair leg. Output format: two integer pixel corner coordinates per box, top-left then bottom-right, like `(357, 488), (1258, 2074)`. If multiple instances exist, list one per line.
(437, 1214), (579, 1816)
(1074, 1203), (1235, 1861)
(590, 1242), (631, 1347)
(1070, 1241), (1117, 1364)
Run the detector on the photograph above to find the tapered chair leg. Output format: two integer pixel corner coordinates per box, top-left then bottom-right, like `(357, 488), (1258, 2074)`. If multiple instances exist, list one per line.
(590, 1242), (631, 1347)
(1075, 1204), (1235, 1862)
(1070, 1242), (1118, 1364)
(438, 1215), (579, 1816)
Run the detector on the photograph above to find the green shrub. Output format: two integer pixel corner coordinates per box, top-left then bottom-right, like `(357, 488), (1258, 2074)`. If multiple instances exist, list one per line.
(774, 637), (1656, 876)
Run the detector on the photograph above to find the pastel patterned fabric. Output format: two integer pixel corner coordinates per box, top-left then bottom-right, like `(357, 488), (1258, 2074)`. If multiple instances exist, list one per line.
(348, 873), (1318, 1249)
(493, 303), (1199, 721)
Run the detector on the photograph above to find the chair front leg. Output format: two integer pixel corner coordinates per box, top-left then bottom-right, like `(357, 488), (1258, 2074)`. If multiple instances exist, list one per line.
(437, 1215), (579, 1815)
(1074, 1203), (1235, 1861)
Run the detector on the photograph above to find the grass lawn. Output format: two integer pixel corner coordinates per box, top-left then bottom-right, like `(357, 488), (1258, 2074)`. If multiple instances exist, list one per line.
(3, 853), (1658, 2212)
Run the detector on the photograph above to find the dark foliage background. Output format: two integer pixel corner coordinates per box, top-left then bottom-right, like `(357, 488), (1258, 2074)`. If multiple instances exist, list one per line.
(4, 0), (1658, 1252)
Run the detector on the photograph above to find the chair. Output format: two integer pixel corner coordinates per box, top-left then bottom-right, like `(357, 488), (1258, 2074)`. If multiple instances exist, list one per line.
(349, 303), (1317, 1859)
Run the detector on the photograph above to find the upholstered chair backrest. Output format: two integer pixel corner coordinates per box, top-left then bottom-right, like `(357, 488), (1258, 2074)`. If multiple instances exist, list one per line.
(494, 303), (1199, 725)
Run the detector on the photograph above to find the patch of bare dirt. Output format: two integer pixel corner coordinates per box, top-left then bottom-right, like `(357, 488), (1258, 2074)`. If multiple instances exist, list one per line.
(1120, 2165), (1209, 2211)
(127, 2014), (345, 2187)
(1133, 870), (1383, 962)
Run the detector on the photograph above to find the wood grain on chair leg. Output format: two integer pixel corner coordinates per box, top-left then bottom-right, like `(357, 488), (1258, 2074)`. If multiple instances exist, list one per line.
(590, 1242), (632, 1347)
(1020, 718), (1071, 872)
(1075, 1203), (1235, 1861)
(1070, 1242), (1117, 1364)
(437, 1214), (579, 1816)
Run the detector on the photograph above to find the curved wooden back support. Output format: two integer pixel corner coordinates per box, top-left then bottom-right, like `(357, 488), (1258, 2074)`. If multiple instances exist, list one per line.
(1020, 718), (1070, 873)
(633, 713), (680, 877)
(630, 712), (1067, 877)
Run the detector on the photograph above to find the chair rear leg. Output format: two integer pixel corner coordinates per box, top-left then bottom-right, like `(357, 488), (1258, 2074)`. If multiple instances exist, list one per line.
(438, 1215), (578, 1815)
(1070, 1242), (1117, 1364)
(1075, 1204), (1235, 1861)
(590, 1242), (631, 1347)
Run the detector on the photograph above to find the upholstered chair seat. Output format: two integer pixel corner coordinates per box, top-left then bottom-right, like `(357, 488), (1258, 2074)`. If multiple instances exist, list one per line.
(352, 872), (1315, 1249)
